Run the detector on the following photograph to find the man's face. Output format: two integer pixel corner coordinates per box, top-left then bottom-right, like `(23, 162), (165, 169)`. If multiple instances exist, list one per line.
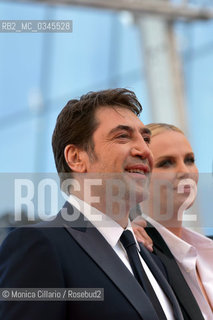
(84, 107), (153, 203)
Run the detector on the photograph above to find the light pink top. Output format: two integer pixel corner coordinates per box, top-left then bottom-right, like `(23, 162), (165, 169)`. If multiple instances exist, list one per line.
(147, 217), (213, 320)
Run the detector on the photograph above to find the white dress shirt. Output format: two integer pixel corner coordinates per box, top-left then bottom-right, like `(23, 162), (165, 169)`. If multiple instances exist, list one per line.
(146, 216), (213, 320)
(68, 195), (175, 319)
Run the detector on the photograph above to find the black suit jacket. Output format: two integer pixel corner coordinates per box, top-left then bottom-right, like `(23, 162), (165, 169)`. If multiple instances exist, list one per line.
(0, 202), (203, 320)
(145, 222), (204, 320)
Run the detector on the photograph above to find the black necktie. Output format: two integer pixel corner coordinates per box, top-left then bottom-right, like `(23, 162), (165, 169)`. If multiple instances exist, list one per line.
(120, 230), (167, 320)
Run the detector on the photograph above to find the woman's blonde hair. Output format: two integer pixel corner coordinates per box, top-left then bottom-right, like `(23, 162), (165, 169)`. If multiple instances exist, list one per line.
(146, 123), (183, 138)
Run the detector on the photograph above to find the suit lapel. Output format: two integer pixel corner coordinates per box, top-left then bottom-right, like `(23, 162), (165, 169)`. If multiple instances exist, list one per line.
(145, 223), (204, 320)
(138, 244), (183, 320)
(60, 202), (159, 320)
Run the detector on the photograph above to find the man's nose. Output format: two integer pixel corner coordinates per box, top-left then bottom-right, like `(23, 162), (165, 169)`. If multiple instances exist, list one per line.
(130, 138), (153, 167)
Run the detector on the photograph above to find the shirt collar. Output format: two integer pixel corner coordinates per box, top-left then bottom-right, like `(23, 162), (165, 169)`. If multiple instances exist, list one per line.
(146, 216), (197, 263)
(67, 195), (139, 250)
(181, 227), (213, 249)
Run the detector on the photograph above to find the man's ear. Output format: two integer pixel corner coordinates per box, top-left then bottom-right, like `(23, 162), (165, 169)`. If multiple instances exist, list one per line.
(64, 144), (87, 172)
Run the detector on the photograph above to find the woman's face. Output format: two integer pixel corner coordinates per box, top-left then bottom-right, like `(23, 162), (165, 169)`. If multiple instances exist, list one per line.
(148, 130), (199, 219)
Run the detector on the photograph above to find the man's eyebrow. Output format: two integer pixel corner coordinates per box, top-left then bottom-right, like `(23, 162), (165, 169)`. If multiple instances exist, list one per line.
(143, 127), (151, 135)
(108, 125), (151, 136)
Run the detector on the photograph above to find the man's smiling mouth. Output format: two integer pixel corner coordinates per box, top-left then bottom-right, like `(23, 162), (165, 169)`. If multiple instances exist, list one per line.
(124, 164), (150, 176)
(126, 169), (145, 174)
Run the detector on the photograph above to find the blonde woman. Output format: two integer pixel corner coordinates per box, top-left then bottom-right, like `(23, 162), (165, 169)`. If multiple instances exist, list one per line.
(132, 123), (213, 320)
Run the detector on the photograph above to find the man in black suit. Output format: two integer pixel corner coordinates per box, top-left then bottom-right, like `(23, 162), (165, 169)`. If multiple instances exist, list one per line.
(0, 89), (204, 319)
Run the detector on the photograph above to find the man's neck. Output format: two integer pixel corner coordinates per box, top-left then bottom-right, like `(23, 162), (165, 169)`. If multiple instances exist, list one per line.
(71, 191), (130, 229)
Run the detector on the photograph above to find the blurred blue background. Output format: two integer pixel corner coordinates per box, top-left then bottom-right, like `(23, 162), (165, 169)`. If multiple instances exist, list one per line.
(0, 1), (212, 235)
